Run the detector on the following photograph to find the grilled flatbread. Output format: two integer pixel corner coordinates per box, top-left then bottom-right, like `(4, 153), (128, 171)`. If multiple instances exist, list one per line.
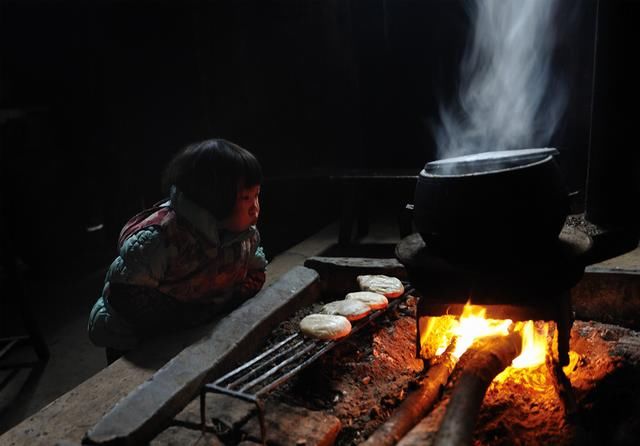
(299, 314), (352, 340)
(345, 291), (388, 310)
(357, 275), (404, 298)
(320, 299), (372, 321)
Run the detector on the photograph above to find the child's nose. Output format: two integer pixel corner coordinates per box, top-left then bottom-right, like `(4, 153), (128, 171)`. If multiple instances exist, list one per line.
(250, 197), (260, 217)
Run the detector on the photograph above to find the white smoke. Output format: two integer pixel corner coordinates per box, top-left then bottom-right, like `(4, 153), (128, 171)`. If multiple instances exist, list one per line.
(435, 0), (568, 160)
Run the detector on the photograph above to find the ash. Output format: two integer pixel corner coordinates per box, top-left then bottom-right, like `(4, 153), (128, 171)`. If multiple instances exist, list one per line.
(260, 304), (640, 445)
(412, 320), (640, 446)
(268, 296), (424, 445)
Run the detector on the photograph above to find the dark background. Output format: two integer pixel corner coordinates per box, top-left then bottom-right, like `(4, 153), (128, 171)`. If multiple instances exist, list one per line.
(0, 0), (636, 283)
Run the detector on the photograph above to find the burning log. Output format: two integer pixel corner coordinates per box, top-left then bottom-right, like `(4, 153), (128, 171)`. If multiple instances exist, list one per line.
(363, 339), (458, 446)
(434, 331), (522, 446)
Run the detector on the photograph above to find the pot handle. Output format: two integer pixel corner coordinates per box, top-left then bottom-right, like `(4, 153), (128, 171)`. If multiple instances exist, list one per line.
(399, 204), (415, 238)
(567, 189), (584, 214)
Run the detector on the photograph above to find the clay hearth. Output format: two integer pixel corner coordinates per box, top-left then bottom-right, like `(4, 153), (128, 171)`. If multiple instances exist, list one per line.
(44, 256), (640, 446)
(149, 257), (640, 446)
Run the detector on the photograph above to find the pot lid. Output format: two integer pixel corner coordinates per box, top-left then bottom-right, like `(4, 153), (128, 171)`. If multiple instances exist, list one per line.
(423, 148), (559, 176)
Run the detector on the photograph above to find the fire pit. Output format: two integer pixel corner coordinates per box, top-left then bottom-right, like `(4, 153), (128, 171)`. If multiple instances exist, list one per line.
(199, 283), (418, 444)
(391, 148), (588, 444)
(399, 231), (588, 360)
(138, 255), (640, 446)
(136, 142), (640, 445)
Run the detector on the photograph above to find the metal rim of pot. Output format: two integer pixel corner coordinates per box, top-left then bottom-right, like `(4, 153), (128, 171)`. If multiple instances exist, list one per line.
(412, 147), (569, 262)
(421, 148), (560, 178)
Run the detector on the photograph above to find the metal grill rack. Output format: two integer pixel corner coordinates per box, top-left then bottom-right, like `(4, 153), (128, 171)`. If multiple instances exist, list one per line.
(200, 284), (414, 443)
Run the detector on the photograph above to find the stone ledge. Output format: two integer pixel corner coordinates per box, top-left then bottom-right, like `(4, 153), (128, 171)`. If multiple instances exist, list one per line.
(304, 256), (407, 299)
(84, 266), (320, 445)
(573, 269), (640, 330)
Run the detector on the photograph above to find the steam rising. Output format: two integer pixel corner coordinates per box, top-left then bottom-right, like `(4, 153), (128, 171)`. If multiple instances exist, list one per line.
(435, 0), (567, 160)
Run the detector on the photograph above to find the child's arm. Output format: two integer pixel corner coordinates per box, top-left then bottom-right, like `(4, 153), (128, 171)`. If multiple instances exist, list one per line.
(236, 245), (267, 299)
(108, 226), (168, 288)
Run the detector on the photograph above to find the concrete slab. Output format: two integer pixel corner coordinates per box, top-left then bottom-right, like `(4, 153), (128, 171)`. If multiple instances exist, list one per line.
(586, 243), (640, 274)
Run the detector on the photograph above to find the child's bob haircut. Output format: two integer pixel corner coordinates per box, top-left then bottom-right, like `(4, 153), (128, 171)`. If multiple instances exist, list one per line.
(163, 139), (262, 220)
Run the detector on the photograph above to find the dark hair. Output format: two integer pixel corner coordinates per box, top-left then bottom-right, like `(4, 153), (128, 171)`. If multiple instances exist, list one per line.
(162, 139), (262, 219)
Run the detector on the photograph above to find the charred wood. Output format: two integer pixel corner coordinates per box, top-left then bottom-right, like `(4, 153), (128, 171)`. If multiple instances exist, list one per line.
(547, 353), (578, 419)
(363, 339), (458, 446)
(434, 331), (522, 446)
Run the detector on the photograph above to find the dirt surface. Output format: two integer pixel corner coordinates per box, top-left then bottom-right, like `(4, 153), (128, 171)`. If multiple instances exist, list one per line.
(213, 301), (640, 446)
(475, 321), (640, 445)
(408, 320), (640, 446)
(270, 296), (424, 445)
(475, 362), (571, 445)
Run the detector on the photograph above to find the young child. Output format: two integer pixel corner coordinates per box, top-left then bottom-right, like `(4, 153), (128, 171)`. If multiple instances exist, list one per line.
(88, 139), (267, 362)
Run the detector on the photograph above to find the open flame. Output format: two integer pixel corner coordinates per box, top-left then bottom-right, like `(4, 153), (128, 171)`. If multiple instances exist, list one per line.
(422, 302), (579, 385)
(510, 320), (548, 368)
(446, 304), (512, 359)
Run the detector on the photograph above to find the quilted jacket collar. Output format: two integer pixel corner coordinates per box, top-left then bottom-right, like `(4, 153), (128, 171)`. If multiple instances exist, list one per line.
(169, 186), (254, 247)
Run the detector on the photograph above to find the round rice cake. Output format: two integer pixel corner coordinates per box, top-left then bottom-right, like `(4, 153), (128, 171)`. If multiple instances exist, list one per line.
(320, 299), (372, 321)
(357, 274), (404, 298)
(299, 314), (352, 340)
(345, 291), (388, 310)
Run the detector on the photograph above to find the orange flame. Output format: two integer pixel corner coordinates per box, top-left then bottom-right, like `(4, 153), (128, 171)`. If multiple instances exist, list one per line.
(511, 320), (548, 368)
(448, 304), (512, 359)
(423, 302), (580, 385)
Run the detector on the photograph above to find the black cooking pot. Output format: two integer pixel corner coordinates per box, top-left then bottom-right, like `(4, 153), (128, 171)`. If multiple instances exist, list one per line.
(413, 148), (568, 261)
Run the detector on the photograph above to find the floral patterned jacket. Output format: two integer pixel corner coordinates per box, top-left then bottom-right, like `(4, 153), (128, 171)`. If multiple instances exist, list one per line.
(87, 186), (267, 350)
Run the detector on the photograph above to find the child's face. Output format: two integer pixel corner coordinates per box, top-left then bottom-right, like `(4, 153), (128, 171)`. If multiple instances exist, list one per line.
(220, 184), (261, 233)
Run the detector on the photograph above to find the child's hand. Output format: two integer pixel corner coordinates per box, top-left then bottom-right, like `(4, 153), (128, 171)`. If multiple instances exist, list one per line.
(237, 270), (266, 299)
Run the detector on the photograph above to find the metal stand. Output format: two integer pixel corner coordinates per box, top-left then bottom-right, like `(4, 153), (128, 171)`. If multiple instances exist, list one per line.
(199, 286), (414, 444)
